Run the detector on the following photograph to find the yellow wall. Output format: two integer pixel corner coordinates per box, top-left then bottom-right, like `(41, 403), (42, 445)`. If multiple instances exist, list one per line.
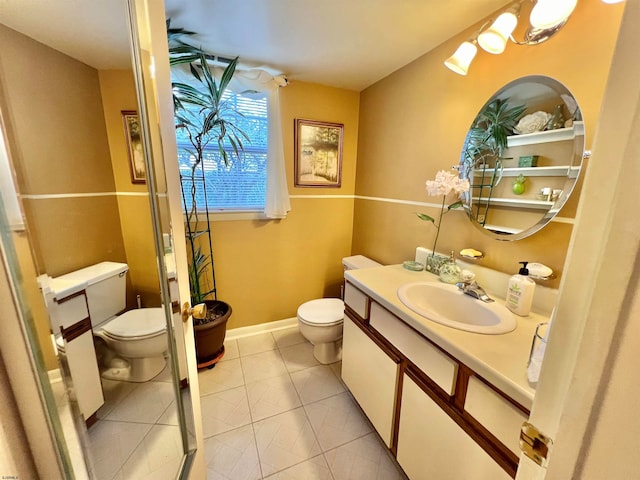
(210, 81), (360, 328)
(99, 70), (161, 307)
(0, 24), (126, 277)
(0, 24), (126, 369)
(0, 26), (162, 367)
(353, 2), (624, 287)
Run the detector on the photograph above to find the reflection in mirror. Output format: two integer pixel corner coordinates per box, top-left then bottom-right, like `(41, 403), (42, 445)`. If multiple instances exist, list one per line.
(0, 1), (195, 478)
(459, 75), (586, 240)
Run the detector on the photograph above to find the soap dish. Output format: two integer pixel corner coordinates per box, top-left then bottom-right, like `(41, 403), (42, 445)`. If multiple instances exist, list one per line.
(403, 260), (424, 271)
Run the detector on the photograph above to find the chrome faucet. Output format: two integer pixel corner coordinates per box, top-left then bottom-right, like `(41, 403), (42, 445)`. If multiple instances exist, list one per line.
(456, 280), (495, 303)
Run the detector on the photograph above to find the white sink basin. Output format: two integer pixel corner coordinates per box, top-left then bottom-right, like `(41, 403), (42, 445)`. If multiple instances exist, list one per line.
(397, 282), (516, 334)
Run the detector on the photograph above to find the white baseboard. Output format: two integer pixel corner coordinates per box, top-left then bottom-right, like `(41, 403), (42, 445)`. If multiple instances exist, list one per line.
(225, 317), (298, 341)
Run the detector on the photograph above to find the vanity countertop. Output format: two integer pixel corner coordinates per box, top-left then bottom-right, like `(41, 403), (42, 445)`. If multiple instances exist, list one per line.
(345, 264), (543, 409)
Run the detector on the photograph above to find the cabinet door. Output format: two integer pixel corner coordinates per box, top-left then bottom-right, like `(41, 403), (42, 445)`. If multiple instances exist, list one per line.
(342, 316), (399, 447)
(64, 329), (104, 419)
(397, 374), (511, 480)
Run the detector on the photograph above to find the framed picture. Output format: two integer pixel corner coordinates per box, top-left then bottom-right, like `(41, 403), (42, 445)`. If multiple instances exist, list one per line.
(294, 118), (343, 187)
(121, 111), (146, 184)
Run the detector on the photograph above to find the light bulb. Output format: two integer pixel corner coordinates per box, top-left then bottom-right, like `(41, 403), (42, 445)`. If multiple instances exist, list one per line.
(478, 11), (518, 54)
(444, 41), (478, 76)
(530, 0), (577, 30)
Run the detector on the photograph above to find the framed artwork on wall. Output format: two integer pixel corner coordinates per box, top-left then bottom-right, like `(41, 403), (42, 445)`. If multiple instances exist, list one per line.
(294, 118), (343, 187)
(121, 110), (146, 184)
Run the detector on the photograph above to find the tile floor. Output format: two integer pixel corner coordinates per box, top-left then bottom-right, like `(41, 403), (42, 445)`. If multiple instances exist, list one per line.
(201, 326), (408, 480)
(88, 364), (183, 480)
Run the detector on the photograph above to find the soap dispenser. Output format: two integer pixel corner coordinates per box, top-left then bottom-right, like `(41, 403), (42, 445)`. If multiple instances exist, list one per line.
(506, 261), (535, 316)
(439, 251), (462, 284)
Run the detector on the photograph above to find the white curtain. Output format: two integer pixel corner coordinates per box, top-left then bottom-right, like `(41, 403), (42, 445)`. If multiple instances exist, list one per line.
(172, 65), (291, 219)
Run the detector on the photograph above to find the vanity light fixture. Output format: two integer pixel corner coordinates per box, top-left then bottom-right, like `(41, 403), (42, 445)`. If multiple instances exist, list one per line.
(601, 0), (624, 3)
(477, 7), (519, 54)
(443, 40), (478, 76)
(445, 0), (579, 75)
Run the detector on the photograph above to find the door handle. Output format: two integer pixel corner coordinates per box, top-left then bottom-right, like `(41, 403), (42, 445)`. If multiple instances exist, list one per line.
(182, 302), (207, 323)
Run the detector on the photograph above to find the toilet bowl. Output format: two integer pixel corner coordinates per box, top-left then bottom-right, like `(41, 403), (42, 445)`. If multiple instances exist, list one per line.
(297, 255), (383, 364)
(94, 307), (168, 382)
(55, 307), (168, 383)
(297, 298), (345, 364)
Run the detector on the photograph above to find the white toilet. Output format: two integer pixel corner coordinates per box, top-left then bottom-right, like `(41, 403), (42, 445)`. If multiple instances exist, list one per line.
(297, 255), (381, 364)
(44, 262), (168, 383)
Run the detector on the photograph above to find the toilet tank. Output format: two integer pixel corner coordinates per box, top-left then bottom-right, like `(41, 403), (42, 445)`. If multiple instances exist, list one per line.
(51, 262), (129, 327)
(342, 255), (382, 271)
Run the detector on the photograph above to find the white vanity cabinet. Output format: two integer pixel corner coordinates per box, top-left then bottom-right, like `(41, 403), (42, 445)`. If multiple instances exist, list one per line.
(342, 283), (399, 447)
(51, 291), (104, 422)
(397, 373), (511, 480)
(342, 280), (528, 479)
(342, 316), (399, 447)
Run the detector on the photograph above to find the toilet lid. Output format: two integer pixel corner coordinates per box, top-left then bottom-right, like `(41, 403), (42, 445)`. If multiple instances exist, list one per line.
(102, 307), (166, 338)
(297, 299), (344, 326)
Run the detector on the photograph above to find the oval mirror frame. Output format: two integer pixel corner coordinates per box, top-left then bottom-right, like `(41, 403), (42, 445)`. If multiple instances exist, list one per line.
(459, 75), (586, 241)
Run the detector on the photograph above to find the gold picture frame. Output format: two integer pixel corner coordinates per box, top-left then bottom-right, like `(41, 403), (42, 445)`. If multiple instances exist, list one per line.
(122, 110), (146, 184)
(294, 118), (343, 187)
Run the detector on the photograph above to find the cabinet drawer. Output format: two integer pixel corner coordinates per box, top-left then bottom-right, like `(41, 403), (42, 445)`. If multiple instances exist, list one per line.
(50, 292), (89, 332)
(344, 282), (369, 320)
(464, 376), (529, 455)
(370, 302), (458, 395)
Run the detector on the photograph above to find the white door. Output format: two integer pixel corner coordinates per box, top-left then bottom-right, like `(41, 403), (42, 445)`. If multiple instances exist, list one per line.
(516, 2), (640, 478)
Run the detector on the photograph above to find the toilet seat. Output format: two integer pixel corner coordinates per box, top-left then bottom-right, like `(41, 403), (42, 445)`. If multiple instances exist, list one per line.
(297, 298), (344, 327)
(101, 307), (166, 340)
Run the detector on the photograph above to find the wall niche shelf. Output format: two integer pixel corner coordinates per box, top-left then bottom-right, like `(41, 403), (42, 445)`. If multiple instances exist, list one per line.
(471, 196), (554, 210)
(473, 166), (580, 179)
(506, 121), (584, 147)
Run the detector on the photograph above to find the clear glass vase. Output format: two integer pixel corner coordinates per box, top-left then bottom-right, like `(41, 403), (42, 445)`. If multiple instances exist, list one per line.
(424, 252), (449, 275)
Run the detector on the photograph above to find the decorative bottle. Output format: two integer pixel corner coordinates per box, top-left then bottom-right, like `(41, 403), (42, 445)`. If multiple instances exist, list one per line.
(439, 251), (462, 284)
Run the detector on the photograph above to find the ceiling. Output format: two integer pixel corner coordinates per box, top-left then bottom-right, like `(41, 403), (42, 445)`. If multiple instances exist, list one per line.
(0, 0), (511, 91)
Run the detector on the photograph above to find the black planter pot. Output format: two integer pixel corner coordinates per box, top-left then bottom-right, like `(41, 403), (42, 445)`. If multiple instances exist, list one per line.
(193, 300), (232, 368)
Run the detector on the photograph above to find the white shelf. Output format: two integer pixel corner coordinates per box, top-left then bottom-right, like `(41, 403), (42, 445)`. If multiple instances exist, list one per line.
(473, 166), (580, 178)
(506, 121), (584, 147)
(482, 224), (523, 234)
(472, 196), (553, 210)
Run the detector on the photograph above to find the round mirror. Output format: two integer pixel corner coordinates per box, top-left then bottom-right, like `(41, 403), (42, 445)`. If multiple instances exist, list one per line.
(459, 75), (585, 240)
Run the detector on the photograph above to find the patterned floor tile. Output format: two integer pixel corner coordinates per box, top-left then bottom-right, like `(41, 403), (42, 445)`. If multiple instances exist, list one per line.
(304, 392), (372, 451)
(290, 365), (345, 405)
(238, 333), (277, 356)
(201, 386), (252, 438)
(246, 374), (301, 421)
(279, 342), (320, 373)
(104, 381), (176, 424)
(87, 420), (152, 480)
(199, 358), (245, 396)
(264, 454), (332, 480)
(120, 425), (183, 480)
(272, 327), (307, 349)
(253, 407), (322, 477)
(325, 433), (406, 480)
(241, 350), (288, 384)
(204, 424), (262, 480)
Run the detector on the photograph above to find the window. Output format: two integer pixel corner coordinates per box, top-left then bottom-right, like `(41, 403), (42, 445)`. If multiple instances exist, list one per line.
(177, 91), (268, 211)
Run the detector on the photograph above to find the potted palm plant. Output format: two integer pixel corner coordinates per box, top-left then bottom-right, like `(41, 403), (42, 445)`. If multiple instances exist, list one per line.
(168, 21), (247, 368)
(461, 98), (526, 225)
